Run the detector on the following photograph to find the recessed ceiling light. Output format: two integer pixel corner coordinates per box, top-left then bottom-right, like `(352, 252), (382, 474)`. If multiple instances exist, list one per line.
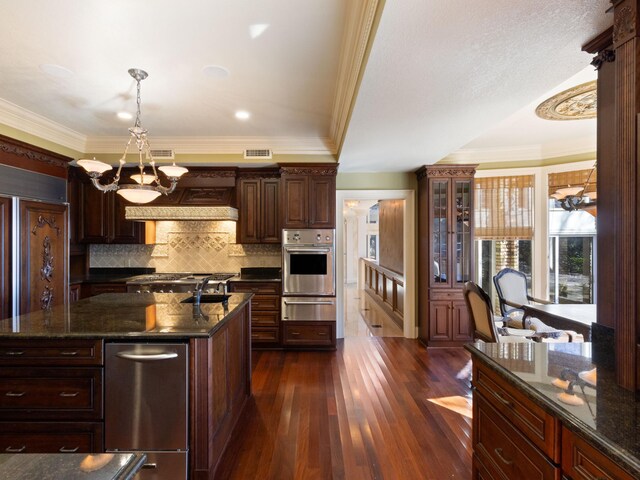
(39, 63), (74, 78)
(117, 111), (133, 121)
(249, 24), (269, 39)
(235, 110), (251, 120)
(202, 65), (230, 78)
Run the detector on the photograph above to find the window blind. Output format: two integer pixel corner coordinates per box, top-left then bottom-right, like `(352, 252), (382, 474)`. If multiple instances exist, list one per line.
(548, 168), (597, 196)
(475, 175), (534, 240)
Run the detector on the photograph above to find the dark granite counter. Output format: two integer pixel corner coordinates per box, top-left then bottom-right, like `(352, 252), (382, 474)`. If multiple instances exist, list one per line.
(0, 292), (252, 339)
(466, 342), (640, 478)
(0, 452), (145, 480)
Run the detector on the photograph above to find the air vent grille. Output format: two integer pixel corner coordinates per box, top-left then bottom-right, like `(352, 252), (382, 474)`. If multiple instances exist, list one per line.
(244, 149), (272, 160)
(147, 149), (175, 160)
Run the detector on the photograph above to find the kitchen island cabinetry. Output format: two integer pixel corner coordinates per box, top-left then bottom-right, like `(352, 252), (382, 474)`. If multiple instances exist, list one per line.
(236, 172), (280, 244)
(280, 164), (337, 229)
(228, 280), (281, 347)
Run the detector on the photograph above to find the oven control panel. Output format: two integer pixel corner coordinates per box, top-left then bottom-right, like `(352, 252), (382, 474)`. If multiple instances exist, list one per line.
(283, 229), (334, 245)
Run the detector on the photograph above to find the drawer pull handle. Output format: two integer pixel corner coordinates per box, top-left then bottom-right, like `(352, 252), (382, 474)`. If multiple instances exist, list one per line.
(59, 391), (80, 397)
(6, 391), (26, 397)
(291, 332), (301, 336)
(494, 448), (514, 466)
(5, 446), (26, 453)
(5, 351), (24, 356)
(142, 463), (158, 469)
(60, 351), (78, 356)
(317, 332), (327, 336)
(59, 446), (79, 453)
(495, 393), (512, 408)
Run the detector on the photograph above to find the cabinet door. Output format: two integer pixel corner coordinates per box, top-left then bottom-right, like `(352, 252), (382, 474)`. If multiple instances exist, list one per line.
(0, 197), (10, 320)
(281, 176), (308, 228)
(452, 300), (472, 342)
(20, 201), (68, 314)
(78, 180), (108, 244)
(261, 179), (281, 243)
(309, 175), (335, 228)
(453, 179), (473, 286)
(237, 179), (261, 244)
(429, 300), (452, 341)
(109, 193), (144, 244)
(430, 179), (450, 288)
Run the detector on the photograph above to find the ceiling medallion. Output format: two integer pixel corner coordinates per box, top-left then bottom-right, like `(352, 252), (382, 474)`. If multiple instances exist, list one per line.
(535, 81), (597, 121)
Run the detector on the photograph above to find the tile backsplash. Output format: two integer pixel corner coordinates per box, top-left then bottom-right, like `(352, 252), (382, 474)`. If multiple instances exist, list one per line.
(90, 220), (281, 272)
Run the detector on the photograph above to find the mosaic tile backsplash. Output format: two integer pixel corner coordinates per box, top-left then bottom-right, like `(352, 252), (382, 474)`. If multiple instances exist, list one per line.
(89, 220), (281, 272)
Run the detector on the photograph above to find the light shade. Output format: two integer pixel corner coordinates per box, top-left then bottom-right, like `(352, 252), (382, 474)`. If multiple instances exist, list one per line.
(131, 173), (156, 185)
(117, 186), (162, 204)
(77, 158), (113, 174)
(554, 186), (584, 198)
(158, 164), (188, 178)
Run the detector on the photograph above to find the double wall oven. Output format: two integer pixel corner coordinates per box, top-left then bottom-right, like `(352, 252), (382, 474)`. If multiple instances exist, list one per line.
(282, 229), (336, 322)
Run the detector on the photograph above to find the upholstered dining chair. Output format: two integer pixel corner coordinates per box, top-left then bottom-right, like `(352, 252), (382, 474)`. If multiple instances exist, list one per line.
(463, 282), (534, 343)
(493, 268), (549, 321)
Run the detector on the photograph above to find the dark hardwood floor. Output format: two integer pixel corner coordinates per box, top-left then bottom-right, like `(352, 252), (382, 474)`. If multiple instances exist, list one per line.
(216, 338), (473, 479)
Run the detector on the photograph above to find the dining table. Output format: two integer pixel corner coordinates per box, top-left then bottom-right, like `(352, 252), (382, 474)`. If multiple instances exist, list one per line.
(522, 303), (595, 341)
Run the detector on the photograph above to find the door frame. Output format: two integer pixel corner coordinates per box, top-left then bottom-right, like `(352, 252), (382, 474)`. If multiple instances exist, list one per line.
(336, 189), (416, 338)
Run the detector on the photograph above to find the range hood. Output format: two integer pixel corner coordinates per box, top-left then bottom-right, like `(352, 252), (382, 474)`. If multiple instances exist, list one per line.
(125, 205), (238, 222)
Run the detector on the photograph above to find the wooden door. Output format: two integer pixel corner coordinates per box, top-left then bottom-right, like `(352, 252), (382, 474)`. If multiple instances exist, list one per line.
(429, 178), (451, 288)
(20, 201), (68, 314)
(110, 193), (144, 244)
(452, 299), (472, 342)
(281, 176), (308, 228)
(429, 300), (452, 342)
(261, 179), (280, 243)
(0, 197), (10, 320)
(452, 179), (473, 287)
(309, 175), (335, 228)
(77, 178), (108, 244)
(237, 178), (261, 244)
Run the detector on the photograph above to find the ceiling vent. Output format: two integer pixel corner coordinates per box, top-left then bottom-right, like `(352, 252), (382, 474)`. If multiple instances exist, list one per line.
(244, 149), (272, 160)
(147, 149), (175, 160)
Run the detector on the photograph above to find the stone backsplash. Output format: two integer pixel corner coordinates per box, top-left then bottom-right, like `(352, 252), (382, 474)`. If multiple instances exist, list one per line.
(89, 220), (281, 272)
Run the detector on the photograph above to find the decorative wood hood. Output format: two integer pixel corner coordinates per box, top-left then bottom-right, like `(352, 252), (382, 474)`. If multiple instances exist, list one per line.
(125, 205), (239, 221)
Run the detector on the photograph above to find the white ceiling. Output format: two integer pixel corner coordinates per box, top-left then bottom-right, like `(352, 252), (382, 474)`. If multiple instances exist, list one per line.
(0, 0), (613, 171)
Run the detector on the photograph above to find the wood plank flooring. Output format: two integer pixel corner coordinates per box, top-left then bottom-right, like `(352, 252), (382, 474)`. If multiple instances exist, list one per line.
(216, 338), (472, 479)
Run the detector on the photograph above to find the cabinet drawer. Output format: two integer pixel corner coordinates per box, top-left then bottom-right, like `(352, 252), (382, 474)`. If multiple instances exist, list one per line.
(0, 422), (104, 453)
(429, 289), (463, 301)
(561, 427), (635, 480)
(251, 328), (280, 344)
(475, 393), (560, 480)
(252, 312), (279, 326)
(474, 364), (559, 462)
(282, 323), (335, 346)
(87, 283), (127, 296)
(0, 367), (103, 421)
(229, 282), (281, 295)
(0, 339), (103, 366)
(252, 295), (280, 311)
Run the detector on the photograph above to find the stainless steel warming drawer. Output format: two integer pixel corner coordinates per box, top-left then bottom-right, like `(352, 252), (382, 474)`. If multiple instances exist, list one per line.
(281, 297), (336, 322)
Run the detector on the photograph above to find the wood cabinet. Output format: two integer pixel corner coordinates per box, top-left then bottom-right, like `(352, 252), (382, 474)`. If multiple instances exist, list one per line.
(0, 196), (10, 320)
(69, 283), (82, 303)
(416, 165), (476, 346)
(228, 281), (281, 347)
(0, 338), (104, 454)
(280, 164), (337, 229)
(236, 172), (280, 244)
(83, 282), (127, 298)
(282, 322), (335, 347)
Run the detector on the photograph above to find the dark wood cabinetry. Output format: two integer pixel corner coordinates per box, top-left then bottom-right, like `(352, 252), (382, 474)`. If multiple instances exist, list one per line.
(0, 196), (10, 320)
(280, 164), (337, 229)
(228, 281), (281, 347)
(282, 322), (335, 347)
(0, 338), (104, 454)
(416, 165), (476, 347)
(236, 171), (280, 244)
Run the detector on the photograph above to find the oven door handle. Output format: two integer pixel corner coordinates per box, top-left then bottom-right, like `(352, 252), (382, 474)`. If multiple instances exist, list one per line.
(284, 300), (335, 306)
(285, 248), (332, 253)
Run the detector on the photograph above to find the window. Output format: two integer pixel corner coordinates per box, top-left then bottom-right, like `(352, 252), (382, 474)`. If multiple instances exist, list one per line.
(549, 236), (594, 303)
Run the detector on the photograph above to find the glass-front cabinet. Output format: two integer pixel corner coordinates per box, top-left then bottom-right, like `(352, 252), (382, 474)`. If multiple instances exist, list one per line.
(417, 165), (477, 346)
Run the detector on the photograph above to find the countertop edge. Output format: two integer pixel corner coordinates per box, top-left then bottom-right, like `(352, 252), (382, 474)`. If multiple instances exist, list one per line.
(118, 453), (147, 480)
(465, 343), (640, 478)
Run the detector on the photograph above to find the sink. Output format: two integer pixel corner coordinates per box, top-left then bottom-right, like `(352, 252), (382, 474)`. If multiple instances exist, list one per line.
(180, 294), (230, 304)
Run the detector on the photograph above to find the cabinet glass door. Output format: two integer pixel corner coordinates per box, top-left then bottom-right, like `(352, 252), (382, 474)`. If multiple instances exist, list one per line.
(431, 179), (449, 286)
(454, 180), (472, 284)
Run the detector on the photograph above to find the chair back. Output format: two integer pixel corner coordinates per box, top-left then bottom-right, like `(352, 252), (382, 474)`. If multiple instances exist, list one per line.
(493, 268), (530, 316)
(463, 282), (499, 343)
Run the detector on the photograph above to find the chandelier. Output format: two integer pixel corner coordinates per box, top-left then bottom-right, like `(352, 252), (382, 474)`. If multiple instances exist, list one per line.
(550, 163), (597, 215)
(77, 68), (188, 204)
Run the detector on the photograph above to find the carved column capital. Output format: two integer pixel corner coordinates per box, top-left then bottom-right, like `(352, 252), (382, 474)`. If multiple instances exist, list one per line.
(613, 0), (638, 47)
(591, 49), (616, 70)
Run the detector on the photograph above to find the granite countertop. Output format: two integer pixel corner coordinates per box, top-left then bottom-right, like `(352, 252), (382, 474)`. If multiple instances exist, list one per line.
(466, 342), (640, 478)
(0, 453), (146, 480)
(0, 292), (252, 339)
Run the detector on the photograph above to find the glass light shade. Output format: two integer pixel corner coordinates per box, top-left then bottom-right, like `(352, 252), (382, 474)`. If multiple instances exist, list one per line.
(554, 186), (584, 197)
(116, 187), (162, 204)
(158, 164), (188, 178)
(131, 173), (156, 185)
(578, 368), (597, 386)
(77, 158), (112, 174)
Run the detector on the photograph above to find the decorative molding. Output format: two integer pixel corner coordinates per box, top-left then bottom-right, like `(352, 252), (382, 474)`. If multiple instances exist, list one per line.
(31, 215), (61, 236)
(279, 165), (338, 176)
(535, 81), (597, 121)
(189, 170), (236, 178)
(0, 98), (86, 153)
(419, 166), (477, 178)
(125, 206), (239, 221)
(40, 236), (54, 282)
(613, 3), (636, 46)
(0, 136), (70, 169)
(591, 49), (616, 70)
(40, 286), (54, 311)
(329, 0), (383, 154)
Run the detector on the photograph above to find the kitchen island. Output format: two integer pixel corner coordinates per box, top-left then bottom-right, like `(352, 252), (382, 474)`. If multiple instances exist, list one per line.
(0, 292), (253, 479)
(466, 342), (640, 480)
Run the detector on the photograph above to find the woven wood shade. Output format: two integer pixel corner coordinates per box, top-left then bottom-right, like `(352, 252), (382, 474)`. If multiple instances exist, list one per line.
(475, 175), (534, 240)
(548, 168), (597, 196)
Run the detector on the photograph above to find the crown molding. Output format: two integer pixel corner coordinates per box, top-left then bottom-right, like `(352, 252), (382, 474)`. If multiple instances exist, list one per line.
(0, 98), (86, 153)
(329, 0), (383, 154)
(442, 136), (596, 164)
(85, 136), (336, 155)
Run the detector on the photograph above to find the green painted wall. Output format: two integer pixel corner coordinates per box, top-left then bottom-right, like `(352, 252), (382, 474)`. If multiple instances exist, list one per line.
(0, 124), (83, 159)
(336, 172), (416, 191)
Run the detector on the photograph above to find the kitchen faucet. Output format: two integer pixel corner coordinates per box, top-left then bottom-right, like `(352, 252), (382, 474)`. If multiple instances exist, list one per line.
(193, 275), (213, 306)
(215, 282), (226, 295)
